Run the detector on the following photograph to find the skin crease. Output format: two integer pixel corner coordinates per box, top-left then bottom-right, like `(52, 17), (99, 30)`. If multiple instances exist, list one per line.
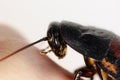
(0, 25), (73, 80)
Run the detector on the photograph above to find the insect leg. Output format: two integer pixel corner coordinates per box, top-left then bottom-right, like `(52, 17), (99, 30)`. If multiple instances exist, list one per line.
(96, 63), (115, 80)
(83, 56), (97, 80)
(40, 49), (52, 54)
(95, 64), (104, 80)
(40, 46), (50, 52)
(74, 71), (83, 80)
(100, 69), (115, 80)
(74, 56), (97, 80)
(74, 66), (96, 80)
(40, 46), (52, 54)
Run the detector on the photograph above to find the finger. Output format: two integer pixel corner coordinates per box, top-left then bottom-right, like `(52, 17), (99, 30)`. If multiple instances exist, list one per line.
(0, 24), (28, 59)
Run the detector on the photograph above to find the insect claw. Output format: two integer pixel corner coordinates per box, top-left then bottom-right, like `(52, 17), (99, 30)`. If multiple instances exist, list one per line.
(74, 71), (82, 80)
(40, 46), (50, 52)
(40, 49), (52, 55)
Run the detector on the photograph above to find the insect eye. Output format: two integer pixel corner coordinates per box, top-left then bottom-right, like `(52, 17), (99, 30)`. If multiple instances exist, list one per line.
(48, 33), (51, 37)
(47, 33), (53, 40)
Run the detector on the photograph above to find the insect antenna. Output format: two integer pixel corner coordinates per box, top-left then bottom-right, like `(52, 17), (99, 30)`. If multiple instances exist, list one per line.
(0, 37), (48, 61)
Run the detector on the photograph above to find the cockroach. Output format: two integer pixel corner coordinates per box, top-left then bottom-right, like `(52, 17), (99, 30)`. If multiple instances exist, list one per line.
(0, 21), (119, 80)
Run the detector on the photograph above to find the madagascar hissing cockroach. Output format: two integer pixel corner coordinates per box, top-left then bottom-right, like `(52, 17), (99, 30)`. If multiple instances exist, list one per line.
(0, 21), (120, 80)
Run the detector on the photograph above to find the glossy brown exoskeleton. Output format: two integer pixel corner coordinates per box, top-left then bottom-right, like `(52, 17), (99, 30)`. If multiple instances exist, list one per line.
(1, 21), (120, 80)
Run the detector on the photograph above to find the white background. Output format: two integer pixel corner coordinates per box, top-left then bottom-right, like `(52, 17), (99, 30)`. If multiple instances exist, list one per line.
(0, 0), (120, 79)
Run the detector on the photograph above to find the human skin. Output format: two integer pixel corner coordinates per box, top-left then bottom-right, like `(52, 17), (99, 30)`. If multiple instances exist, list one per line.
(0, 25), (73, 80)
